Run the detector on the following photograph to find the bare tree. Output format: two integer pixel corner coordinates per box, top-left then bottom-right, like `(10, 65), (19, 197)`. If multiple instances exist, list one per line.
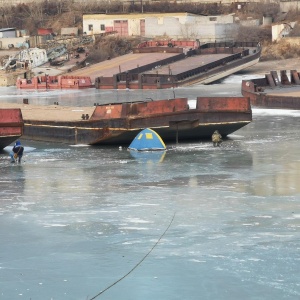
(235, 25), (272, 42)
(180, 23), (199, 39)
(0, 6), (11, 27)
(22, 2), (46, 29)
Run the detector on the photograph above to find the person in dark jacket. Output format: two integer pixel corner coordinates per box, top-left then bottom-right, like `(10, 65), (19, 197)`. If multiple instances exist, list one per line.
(10, 140), (24, 163)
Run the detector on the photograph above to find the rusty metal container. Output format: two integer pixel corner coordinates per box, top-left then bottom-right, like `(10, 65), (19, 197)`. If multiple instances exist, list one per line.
(37, 28), (53, 36)
(0, 109), (24, 149)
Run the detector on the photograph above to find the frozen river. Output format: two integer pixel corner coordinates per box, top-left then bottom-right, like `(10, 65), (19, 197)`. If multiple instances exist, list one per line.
(0, 75), (300, 300)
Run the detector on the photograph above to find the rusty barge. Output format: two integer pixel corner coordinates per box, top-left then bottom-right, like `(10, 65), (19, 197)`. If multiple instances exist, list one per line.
(3, 96), (252, 145)
(93, 41), (261, 90)
(242, 70), (300, 109)
(0, 109), (24, 149)
(16, 75), (93, 90)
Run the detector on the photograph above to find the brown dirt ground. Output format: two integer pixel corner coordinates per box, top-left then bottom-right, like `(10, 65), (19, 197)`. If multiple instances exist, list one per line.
(242, 58), (300, 75)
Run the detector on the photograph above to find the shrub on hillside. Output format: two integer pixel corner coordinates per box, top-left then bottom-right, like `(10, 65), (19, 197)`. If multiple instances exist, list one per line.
(261, 40), (300, 60)
(289, 23), (300, 37)
(87, 36), (141, 63)
(235, 25), (272, 42)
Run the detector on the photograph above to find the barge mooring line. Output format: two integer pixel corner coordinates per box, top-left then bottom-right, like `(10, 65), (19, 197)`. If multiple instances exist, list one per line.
(88, 212), (176, 300)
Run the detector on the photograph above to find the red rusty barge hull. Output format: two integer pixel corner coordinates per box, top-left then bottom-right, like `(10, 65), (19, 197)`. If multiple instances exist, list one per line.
(22, 97), (252, 145)
(17, 75), (93, 90)
(0, 109), (24, 149)
(242, 70), (300, 109)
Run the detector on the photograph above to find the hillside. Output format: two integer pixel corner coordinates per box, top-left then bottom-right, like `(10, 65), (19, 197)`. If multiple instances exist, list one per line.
(1, 1), (300, 65)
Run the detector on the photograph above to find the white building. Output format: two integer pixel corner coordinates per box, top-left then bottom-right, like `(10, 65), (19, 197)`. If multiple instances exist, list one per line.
(145, 14), (237, 41)
(0, 28), (16, 38)
(272, 21), (297, 41)
(83, 13), (189, 36)
(83, 13), (238, 42)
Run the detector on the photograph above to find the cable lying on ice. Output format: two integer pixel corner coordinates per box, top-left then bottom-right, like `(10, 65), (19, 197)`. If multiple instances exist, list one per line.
(88, 212), (176, 300)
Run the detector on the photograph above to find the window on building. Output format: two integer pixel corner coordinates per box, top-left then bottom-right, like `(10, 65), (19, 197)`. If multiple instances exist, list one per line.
(101, 24), (105, 31)
(158, 17), (164, 25)
(209, 17), (217, 21)
(88, 24), (93, 31)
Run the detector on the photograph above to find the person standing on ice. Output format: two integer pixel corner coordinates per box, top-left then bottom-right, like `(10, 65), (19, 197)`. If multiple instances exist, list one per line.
(212, 130), (222, 147)
(10, 140), (24, 163)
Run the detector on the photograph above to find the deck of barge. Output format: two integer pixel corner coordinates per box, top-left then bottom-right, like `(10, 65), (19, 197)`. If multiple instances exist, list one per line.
(70, 52), (179, 82)
(144, 53), (230, 75)
(69, 52), (235, 82)
(0, 103), (95, 122)
(241, 69), (300, 109)
(262, 86), (300, 97)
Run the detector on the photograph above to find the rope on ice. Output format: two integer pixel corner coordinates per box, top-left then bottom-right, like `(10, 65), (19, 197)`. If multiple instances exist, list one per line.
(88, 212), (176, 300)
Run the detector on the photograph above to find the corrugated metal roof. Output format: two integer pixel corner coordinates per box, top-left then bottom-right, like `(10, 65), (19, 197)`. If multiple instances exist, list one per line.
(0, 28), (16, 32)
